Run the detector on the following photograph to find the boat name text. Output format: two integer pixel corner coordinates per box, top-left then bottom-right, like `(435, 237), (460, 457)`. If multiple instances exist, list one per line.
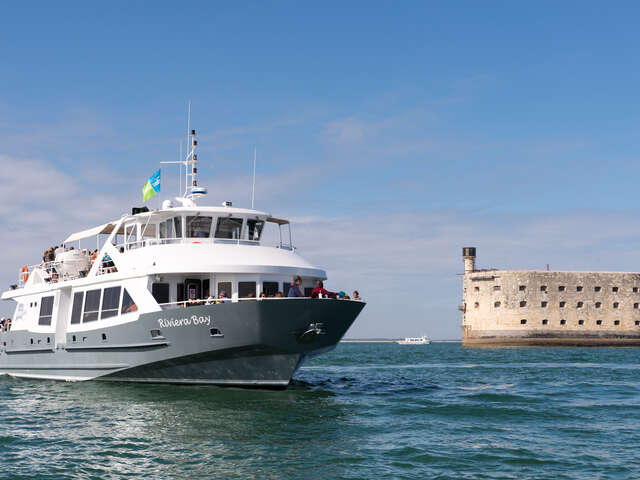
(157, 315), (211, 328)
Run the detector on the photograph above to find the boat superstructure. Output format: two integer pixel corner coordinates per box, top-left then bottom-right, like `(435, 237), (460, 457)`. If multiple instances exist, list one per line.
(0, 128), (365, 387)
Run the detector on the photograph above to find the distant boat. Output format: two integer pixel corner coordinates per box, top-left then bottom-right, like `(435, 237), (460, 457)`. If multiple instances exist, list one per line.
(396, 335), (431, 345)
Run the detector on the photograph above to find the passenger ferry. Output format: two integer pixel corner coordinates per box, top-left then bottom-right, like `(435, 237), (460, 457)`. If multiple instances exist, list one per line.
(396, 336), (431, 345)
(0, 129), (365, 387)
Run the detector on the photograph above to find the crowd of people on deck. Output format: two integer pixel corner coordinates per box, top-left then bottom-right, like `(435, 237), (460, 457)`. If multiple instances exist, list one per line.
(0, 317), (11, 332)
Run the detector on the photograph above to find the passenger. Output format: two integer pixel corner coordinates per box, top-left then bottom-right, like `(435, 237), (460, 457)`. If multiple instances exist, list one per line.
(119, 247), (125, 254)
(344, 295), (351, 300)
(353, 290), (362, 301)
(259, 292), (266, 299)
(337, 291), (345, 299)
(90, 250), (98, 265)
(216, 291), (228, 304)
(206, 294), (215, 305)
(247, 292), (255, 298)
(275, 291), (284, 298)
(287, 276), (305, 297)
(311, 280), (334, 299)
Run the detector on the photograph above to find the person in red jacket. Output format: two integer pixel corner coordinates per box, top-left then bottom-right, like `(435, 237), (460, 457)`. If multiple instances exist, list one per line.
(311, 280), (336, 298)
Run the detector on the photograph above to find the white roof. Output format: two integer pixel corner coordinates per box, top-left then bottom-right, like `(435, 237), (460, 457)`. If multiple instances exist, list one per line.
(64, 222), (121, 243)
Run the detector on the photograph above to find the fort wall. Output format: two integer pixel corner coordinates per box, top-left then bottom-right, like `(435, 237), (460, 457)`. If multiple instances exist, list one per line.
(461, 249), (640, 346)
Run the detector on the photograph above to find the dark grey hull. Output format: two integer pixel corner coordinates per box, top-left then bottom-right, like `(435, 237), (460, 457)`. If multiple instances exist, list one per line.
(0, 299), (365, 387)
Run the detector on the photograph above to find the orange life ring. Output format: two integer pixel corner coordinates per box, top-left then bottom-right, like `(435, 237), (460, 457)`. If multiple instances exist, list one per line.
(20, 266), (29, 283)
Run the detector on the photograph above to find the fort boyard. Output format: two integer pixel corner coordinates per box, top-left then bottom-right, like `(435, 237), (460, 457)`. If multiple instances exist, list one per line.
(460, 247), (640, 346)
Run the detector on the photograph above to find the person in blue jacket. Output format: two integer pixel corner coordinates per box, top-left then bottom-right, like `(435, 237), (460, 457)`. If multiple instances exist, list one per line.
(288, 276), (305, 297)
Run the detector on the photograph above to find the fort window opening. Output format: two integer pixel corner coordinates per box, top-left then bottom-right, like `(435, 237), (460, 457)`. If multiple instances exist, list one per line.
(541, 301), (548, 308)
(474, 302), (479, 308)
(613, 302), (619, 309)
(520, 319), (527, 325)
(520, 301), (527, 308)
(559, 286), (566, 292)
(542, 319), (548, 325)
(560, 319), (566, 325)
(576, 286), (583, 292)
(540, 285), (547, 292)
(577, 302), (583, 308)
(494, 285), (501, 291)
(636, 321), (640, 326)
(597, 320), (602, 325)
(595, 302), (602, 308)
(614, 320), (620, 326)
(519, 285), (526, 291)
(595, 286), (601, 292)
(634, 287), (639, 293)
(578, 319), (584, 325)
(613, 287), (619, 293)
(474, 286), (479, 292)
(635, 303), (639, 309)
(560, 301), (566, 308)
(494, 301), (501, 308)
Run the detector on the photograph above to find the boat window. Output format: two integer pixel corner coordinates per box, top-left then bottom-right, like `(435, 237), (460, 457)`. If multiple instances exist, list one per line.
(159, 219), (173, 239)
(187, 216), (212, 238)
(283, 282), (290, 296)
(263, 282), (279, 297)
(217, 282), (231, 298)
(177, 283), (185, 304)
(304, 287), (314, 297)
(246, 220), (264, 241)
(101, 286), (122, 319)
(152, 283), (170, 304)
(83, 289), (101, 322)
(239, 282), (256, 298)
(215, 217), (243, 239)
(121, 289), (138, 314)
(125, 225), (137, 244)
(38, 296), (54, 325)
(70, 292), (84, 325)
(173, 216), (183, 238)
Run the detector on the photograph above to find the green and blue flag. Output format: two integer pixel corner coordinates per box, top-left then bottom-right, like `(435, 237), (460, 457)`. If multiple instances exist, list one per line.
(142, 169), (161, 202)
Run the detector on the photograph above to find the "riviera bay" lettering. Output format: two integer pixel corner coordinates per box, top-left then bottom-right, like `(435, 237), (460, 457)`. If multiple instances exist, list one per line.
(157, 315), (211, 328)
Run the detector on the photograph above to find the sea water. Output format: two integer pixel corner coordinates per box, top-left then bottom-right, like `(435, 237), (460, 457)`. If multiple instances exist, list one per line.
(1, 343), (639, 479)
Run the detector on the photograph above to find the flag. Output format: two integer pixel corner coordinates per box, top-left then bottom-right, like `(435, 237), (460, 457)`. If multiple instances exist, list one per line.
(142, 169), (161, 202)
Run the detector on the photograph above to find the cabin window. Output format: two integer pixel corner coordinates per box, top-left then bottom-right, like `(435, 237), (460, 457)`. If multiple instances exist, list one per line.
(263, 282), (279, 297)
(83, 289), (101, 322)
(203, 279), (210, 298)
(152, 283), (170, 305)
(217, 282), (232, 299)
(101, 287), (122, 319)
(215, 217), (243, 239)
(186, 216), (213, 238)
(173, 216), (183, 238)
(304, 287), (314, 297)
(38, 296), (54, 325)
(177, 284), (185, 304)
(125, 225), (137, 244)
(70, 292), (84, 324)
(246, 220), (264, 241)
(283, 282), (291, 296)
(159, 219), (173, 239)
(121, 289), (138, 314)
(238, 282), (256, 298)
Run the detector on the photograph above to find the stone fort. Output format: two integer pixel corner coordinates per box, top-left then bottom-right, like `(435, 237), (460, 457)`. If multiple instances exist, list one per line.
(461, 247), (640, 346)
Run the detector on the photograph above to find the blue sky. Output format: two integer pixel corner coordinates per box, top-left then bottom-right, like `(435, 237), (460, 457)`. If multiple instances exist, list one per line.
(2, 2), (640, 338)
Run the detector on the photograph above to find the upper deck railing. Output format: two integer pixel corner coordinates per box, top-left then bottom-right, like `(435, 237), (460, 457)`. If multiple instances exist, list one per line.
(116, 237), (295, 251)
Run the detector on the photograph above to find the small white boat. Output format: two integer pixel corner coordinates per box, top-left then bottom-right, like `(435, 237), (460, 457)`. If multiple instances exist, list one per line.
(396, 335), (431, 345)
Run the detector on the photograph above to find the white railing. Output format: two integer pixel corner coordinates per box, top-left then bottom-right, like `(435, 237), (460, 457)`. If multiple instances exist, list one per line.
(156, 296), (360, 310)
(116, 237), (294, 251)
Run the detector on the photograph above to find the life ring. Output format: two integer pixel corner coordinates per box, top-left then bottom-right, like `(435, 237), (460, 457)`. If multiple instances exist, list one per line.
(20, 266), (29, 283)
